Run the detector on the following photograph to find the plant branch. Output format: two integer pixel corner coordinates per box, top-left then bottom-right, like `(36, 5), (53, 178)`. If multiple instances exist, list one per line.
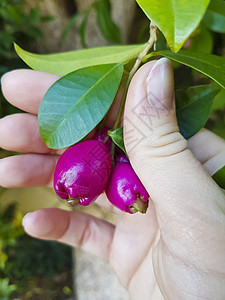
(113, 21), (158, 130)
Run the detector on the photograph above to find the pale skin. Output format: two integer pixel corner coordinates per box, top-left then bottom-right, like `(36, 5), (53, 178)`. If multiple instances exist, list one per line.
(1, 58), (225, 299)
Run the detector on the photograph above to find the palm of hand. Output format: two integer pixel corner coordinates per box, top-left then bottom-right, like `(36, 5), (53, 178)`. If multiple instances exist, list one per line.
(112, 200), (225, 299)
(110, 205), (159, 298)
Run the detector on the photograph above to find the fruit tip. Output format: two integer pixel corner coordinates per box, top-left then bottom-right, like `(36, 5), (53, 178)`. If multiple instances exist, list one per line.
(129, 196), (149, 214)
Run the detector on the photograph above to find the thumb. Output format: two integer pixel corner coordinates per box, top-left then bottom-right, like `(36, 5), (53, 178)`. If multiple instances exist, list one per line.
(123, 58), (224, 233)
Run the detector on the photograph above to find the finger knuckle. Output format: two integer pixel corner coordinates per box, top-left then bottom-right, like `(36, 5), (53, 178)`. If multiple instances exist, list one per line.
(129, 124), (188, 161)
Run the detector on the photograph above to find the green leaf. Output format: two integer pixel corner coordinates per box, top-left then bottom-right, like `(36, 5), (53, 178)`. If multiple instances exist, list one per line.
(78, 11), (90, 48)
(175, 84), (220, 139)
(147, 50), (225, 89)
(136, 0), (210, 52)
(0, 278), (17, 297)
(203, 0), (225, 33)
(212, 88), (225, 111)
(207, 0), (225, 16)
(108, 128), (126, 154)
(7, 4), (21, 24)
(108, 85), (220, 152)
(62, 13), (83, 43)
(38, 64), (124, 149)
(15, 43), (146, 76)
(96, 0), (122, 44)
(213, 166), (225, 189)
(188, 25), (213, 54)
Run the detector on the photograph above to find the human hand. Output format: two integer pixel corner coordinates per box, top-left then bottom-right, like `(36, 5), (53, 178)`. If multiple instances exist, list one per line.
(1, 59), (225, 299)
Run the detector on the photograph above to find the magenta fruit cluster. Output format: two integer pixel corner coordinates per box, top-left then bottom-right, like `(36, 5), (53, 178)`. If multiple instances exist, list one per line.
(54, 140), (111, 206)
(54, 128), (149, 214)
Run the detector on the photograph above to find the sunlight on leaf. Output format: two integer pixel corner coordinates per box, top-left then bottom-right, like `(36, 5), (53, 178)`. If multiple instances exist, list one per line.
(15, 43), (146, 76)
(136, 0), (210, 52)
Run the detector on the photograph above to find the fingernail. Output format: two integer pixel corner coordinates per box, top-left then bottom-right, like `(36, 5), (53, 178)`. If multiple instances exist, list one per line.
(146, 58), (174, 110)
(22, 212), (33, 228)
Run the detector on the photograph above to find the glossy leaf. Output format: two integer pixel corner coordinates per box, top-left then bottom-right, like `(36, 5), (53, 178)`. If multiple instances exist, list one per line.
(108, 85), (220, 152)
(203, 0), (225, 33)
(175, 84), (220, 139)
(38, 64), (124, 149)
(108, 128), (126, 154)
(212, 88), (225, 111)
(136, 0), (210, 52)
(147, 50), (225, 89)
(96, 0), (122, 44)
(188, 25), (213, 54)
(15, 43), (146, 76)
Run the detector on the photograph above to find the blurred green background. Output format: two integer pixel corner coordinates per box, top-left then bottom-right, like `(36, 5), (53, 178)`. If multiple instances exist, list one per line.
(0, 1), (74, 298)
(0, 0), (224, 299)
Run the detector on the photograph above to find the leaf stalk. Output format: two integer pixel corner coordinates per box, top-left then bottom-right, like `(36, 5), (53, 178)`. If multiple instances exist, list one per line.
(113, 21), (158, 131)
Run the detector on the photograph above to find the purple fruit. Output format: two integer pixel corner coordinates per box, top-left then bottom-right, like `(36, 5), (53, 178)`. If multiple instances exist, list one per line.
(54, 140), (112, 206)
(93, 126), (112, 151)
(105, 163), (149, 214)
(115, 152), (129, 164)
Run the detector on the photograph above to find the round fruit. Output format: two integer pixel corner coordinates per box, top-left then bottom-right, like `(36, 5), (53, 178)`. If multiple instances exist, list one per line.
(54, 140), (112, 206)
(105, 162), (149, 214)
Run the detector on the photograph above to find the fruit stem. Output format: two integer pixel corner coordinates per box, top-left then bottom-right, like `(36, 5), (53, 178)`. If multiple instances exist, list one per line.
(129, 196), (149, 214)
(113, 21), (158, 131)
(103, 135), (110, 144)
(67, 197), (80, 207)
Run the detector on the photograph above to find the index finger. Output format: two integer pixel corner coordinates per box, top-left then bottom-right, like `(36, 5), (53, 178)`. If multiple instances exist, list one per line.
(1, 69), (60, 114)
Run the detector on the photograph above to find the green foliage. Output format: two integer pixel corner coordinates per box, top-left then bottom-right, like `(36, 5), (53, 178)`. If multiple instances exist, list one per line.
(5, 238), (72, 282)
(176, 84), (220, 139)
(0, 203), (23, 299)
(0, 0), (53, 59)
(63, 286), (72, 295)
(62, 13), (83, 44)
(188, 25), (213, 54)
(0, 0), (53, 118)
(62, 0), (122, 47)
(148, 50), (225, 89)
(39, 63), (124, 149)
(13, 0), (225, 183)
(212, 89), (225, 111)
(16, 12), (225, 157)
(0, 203), (73, 298)
(0, 278), (17, 299)
(96, 0), (122, 44)
(0, 203), (24, 251)
(108, 128), (126, 154)
(15, 43), (145, 76)
(155, 31), (168, 51)
(78, 10), (90, 48)
(108, 85), (220, 153)
(62, 9), (92, 48)
(15, 0), (225, 185)
(203, 0), (225, 33)
(136, 0), (210, 52)
(3, 237), (73, 298)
